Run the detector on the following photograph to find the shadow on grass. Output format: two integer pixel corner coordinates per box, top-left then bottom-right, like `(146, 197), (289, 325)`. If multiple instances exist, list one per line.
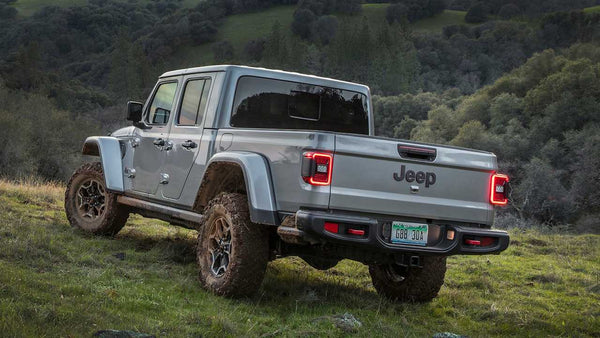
(109, 225), (382, 309)
(114, 227), (198, 265)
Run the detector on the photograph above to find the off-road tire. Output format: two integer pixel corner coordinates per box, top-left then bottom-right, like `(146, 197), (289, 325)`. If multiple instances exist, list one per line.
(197, 193), (269, 298)
(64, 162), (129, 236)
(300, 255), (339, 270)
(369, 256), (446, 302)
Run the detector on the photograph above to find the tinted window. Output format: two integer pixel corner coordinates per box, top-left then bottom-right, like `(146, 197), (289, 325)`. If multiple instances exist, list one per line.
(178, 78), (212, 125)
(147, 82), (177, 125)
(231, 76), (369, 135)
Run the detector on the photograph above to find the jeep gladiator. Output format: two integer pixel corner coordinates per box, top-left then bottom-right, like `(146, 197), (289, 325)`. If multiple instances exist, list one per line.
(65, 65), (510, 301)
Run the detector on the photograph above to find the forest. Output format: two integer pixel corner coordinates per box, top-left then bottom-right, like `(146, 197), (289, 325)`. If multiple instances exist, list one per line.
(0, 0), (599, 231)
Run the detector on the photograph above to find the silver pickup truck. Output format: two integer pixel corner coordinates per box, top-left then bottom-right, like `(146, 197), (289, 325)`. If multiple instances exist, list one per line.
(65, 65), (510, 302)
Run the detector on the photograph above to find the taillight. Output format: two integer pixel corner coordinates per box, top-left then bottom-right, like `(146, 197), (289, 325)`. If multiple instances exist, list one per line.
(301, 152), (333, 186)
(324, 222), (339, 233)
(490, 173), (509, 205)
(464, 236), (496, 247)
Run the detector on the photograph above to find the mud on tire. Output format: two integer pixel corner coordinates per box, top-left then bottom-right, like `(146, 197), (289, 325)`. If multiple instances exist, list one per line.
(369, 256), (446, 302)
(64, 162), (129, 236)
(197, 192), (269, 298)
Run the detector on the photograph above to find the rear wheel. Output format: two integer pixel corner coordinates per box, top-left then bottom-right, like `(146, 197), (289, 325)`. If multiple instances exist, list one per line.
(196, 193), (269, 297)
(64, 162), (129, 236)
(369, 256), (446, 302)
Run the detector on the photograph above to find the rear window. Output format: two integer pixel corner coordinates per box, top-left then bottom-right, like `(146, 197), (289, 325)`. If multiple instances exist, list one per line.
(231, 76), (369, 135)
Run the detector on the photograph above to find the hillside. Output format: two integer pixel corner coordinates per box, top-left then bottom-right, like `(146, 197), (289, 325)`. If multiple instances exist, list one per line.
(0, 180), (598, 336)
(172, 5), (470, 67)
(8, 1), (469, 67)
(10, 0), (203, 16)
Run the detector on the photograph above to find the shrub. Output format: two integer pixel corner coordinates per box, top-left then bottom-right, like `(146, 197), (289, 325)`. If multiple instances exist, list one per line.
(465, 2), (487, 23)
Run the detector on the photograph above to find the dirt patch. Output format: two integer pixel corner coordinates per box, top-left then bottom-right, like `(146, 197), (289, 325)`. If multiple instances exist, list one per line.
(528, 273), (561, 284)
(526, 238), (548, 246)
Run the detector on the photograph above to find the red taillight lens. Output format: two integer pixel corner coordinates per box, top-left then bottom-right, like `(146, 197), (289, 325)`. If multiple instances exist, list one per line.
(490, 173), (509, 205)
(302, 152), (333, 186)
(324, 222), (339, 233)
(464, 236), (495, 247)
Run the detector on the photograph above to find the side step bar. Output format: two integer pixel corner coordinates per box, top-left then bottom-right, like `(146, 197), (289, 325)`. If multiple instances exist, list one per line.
(117, 195), (204, 225)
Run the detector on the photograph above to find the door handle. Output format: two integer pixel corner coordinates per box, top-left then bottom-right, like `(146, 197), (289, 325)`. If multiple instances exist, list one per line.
(153, 138), (165, 147)
(181, 140), (197, 149)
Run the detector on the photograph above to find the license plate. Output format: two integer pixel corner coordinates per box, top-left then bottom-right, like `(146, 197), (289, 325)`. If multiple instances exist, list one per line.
(391, 222), (428, 246)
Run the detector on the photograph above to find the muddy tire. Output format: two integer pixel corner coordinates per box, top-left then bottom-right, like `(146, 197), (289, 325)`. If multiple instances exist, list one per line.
(64, 162), (128, 236)
(369, 256), (446, 302)
(197, 193), (269, 298)
(300, 255), (339, 270)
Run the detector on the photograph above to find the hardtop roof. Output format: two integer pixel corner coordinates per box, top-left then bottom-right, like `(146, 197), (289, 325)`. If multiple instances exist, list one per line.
(159, 65), (370, 95)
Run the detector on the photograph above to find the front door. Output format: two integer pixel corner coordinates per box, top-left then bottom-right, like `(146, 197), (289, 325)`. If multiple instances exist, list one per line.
(131, 80), (179, 195)
(161, 76), (214, 199)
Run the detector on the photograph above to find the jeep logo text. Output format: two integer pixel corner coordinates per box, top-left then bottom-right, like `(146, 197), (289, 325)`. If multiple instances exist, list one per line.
(393, 165), (436, 187)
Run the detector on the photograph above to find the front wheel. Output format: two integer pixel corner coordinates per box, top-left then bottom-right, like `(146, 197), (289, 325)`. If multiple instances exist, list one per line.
(369, 256), (446, 302)
(196, 193), (269, 298)
(64, 162), (129, 236)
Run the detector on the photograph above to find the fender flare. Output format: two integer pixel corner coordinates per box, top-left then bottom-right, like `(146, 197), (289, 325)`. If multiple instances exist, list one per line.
(203, 152), (278, 225)
(81, 136), (124, 192)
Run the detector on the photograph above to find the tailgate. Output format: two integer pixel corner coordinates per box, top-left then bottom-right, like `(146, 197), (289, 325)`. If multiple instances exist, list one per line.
(329, 134), (497, 225)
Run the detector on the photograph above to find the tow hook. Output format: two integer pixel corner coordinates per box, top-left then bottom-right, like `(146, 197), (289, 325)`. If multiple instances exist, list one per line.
(394, 254), (423, 268)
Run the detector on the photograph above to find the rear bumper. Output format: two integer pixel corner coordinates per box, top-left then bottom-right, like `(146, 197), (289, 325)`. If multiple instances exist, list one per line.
(293, 210), (509, 256)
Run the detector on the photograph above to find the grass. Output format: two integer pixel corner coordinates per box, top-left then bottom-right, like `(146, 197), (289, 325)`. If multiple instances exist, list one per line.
(1, 179), (598, 337)
(412, 10), (472, 33)
(584, 5), (600, 13)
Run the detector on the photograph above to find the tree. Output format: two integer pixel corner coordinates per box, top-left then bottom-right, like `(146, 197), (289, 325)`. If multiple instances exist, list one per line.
(386, 3), (408, 24)
(212, 41), (234, 62)
(465, 2), (487, 23)
(244, 38), (266, 61)
(499, 4), (520, 19)
(264, 20), (290, 68)
(291, 8), (316, 39)
(448, 0), (472, 11)
(314, 15), (338, 45)
(335, 0), (362, 15)
(0, 3), (16, 19)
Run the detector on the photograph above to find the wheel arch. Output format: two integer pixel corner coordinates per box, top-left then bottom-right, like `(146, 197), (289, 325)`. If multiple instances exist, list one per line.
(195, 152), (278, 225)
(81, 136), (124, 192)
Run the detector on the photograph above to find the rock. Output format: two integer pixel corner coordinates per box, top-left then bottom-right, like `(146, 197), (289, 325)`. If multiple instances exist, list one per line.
(332, 313), (362, 333)
(113, 252), (125, 260)
(433, 332), (468, 338)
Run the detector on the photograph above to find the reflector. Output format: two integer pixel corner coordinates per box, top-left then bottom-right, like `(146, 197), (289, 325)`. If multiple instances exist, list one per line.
(324, 222), (339, 233)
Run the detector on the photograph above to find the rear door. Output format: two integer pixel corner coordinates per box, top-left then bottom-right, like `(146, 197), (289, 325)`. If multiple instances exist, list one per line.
(329, 134), (497, 225)
(160, 74), (215, 200)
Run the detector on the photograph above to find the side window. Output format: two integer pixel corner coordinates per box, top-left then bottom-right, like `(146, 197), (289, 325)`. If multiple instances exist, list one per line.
(147, 82), (178, 125)
(178, 78), (212, 126)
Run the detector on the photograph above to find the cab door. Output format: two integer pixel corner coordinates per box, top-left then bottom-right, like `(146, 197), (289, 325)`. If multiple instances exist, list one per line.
(131, 79), (179, 195)
(160, 75), (214, 200)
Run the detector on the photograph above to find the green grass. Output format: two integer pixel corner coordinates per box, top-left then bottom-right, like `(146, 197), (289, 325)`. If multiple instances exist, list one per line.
(0, 179), (599, 337)
(412, 10), (471, 33)
(584, 5), (600, 13)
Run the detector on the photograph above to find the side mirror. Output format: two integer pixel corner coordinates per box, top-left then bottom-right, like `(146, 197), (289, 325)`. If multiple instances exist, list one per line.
(127, 101), (144, 122)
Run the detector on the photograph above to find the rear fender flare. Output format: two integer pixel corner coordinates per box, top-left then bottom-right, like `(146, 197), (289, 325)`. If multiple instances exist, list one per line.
(202, 152), (278, 225)
(81, 136), (124, 192)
